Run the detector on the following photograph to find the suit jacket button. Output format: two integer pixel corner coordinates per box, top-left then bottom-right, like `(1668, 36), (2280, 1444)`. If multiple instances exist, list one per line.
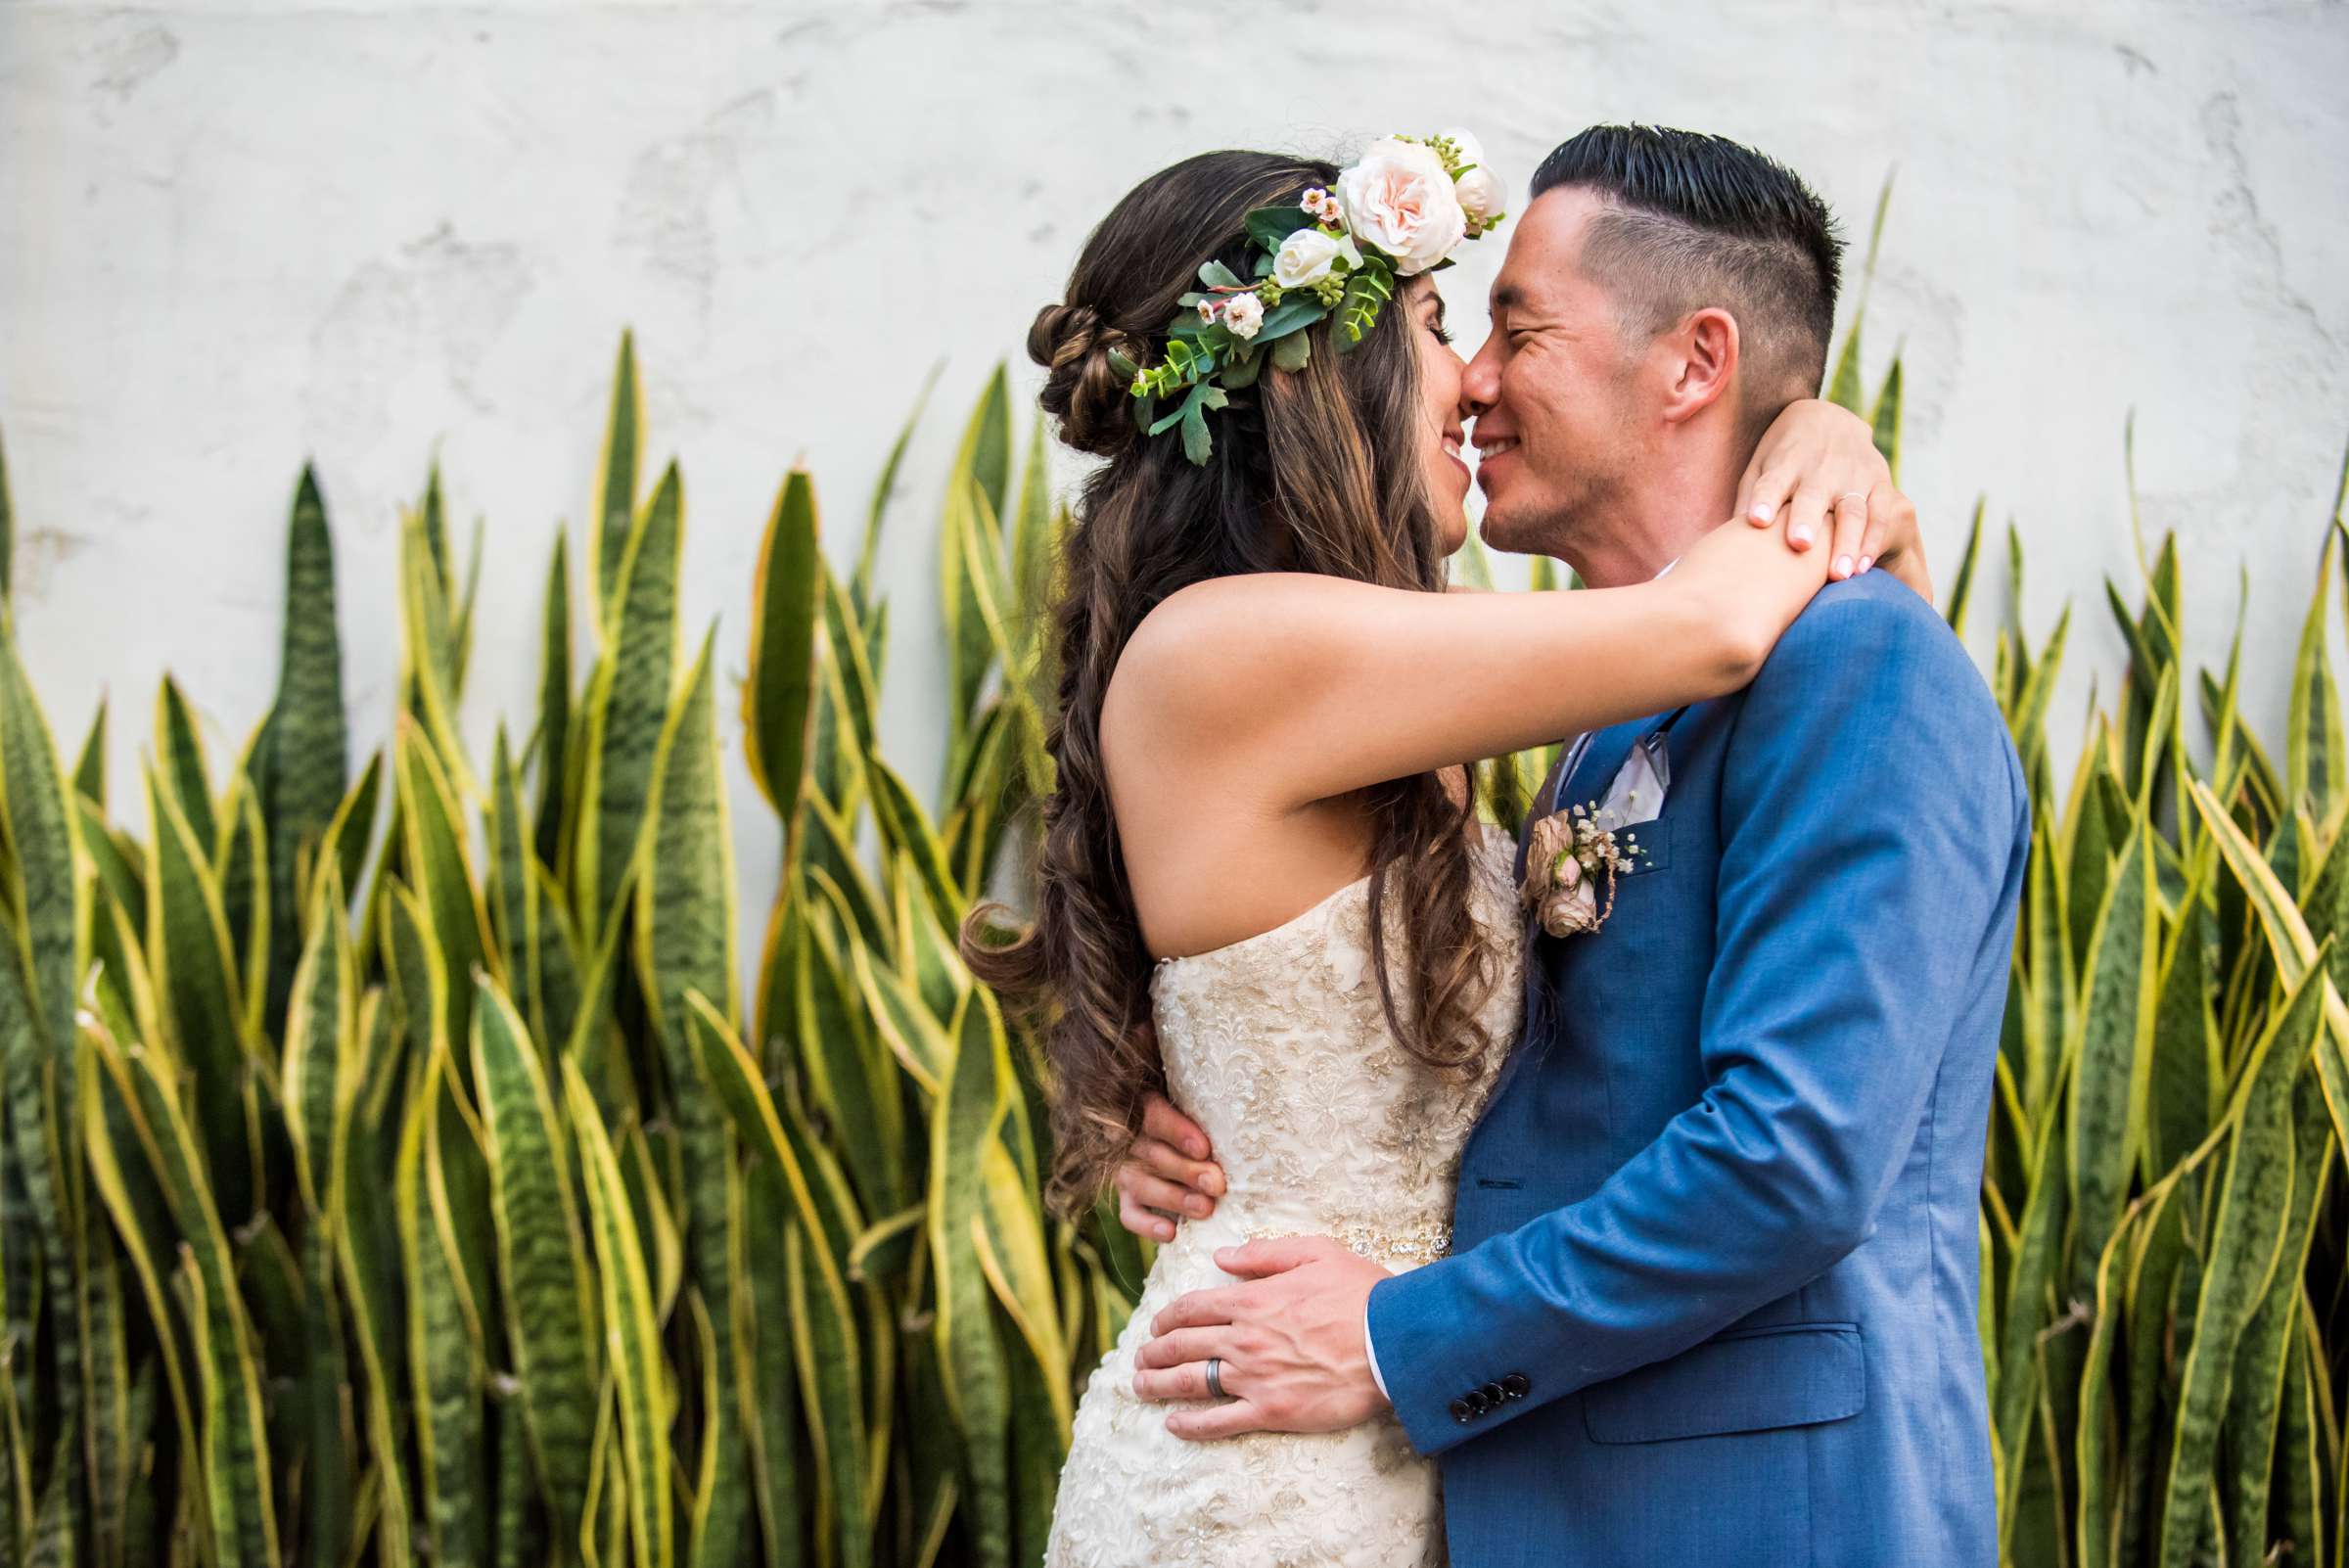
(1481, 1381), (1506, 1406)
(1463, 1389), (1491, 1416)
(1450, 1399), (1473, 1425)
(1500, 1373), (1530, 1400)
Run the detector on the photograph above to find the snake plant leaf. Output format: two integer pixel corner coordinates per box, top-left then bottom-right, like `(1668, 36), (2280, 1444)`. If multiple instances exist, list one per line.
(941, 376), (1012, 771)
(796, 899), (903, 1219)
(449, 513), (484, 702)
(326, 986), (413, 1568)
(744, 469), (822, 840)
(638, 627), (740, 1036)
(576, 461), (682, 945)
(894, 864), (971, 1029)
(280, 861), (354, 1223)
(865, 760), (960, 935)
(219, 773), (271, 1046)
(2146, 865), (2218, 1181)
(72, 696), (105, 809)
(1994, 1056), (2068, 1561)
(1867, 355), (1904, 479)
(0, 617), (89, 1078)
(153, 676), (217, 853)
(395, 717), (493, 1049)
(535, 528), (576, 872)
(818, 570), (882, 779)
(801, 798), (891, 957)
(396, 504), (478, 807)
(2154, 945), (2327, 1567)
(399, 1051), (491, 1568)
(847, 936), (948, 1098)
(2187, 779), (2349, 1166)
(78, 1020), (202, 1526)
(2066, 814), (2158, 1303)
(685, 994), (868, 1564)
(1944, 498), (1987, 638)
(931, 988), (1013, 1568)
(592, 331), (643, 629)
(486, 726), (536, 1033)
(633, 628), (753, 1565)
(310, 747), (381, 921)
(854, 362), (939, 615)
(141, 764), (256, 1218)
(2286, 528), (2346, 822)
(740, 1160), (805, 1568)
(2218, 1065), (2333, 1563)
(2009, 603), (2071, 788)
(973, 1135), (1073, 1444)
(115, 1030), (279, 1567)
(472, 971), (598, 1544)
(2115, 1176), (2193, 1566)
(262, 463), (349, 1024)
(565, 1057), (674, 1568)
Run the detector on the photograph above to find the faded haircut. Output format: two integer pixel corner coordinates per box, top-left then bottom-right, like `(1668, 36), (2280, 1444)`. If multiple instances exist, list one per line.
(1532, 125), (1844, 442)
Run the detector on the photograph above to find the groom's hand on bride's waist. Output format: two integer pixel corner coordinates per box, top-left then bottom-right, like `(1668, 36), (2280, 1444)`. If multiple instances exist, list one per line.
(1131, 1235), (1391, 1440)
(1116, 1093), (1224, 1243)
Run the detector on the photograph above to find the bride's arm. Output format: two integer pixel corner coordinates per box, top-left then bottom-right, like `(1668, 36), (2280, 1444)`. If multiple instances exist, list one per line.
(1113, 515), (1826, 813)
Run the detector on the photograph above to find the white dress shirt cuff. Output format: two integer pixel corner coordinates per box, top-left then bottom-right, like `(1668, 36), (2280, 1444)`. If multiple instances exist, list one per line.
(1364, 1303), (1391, 1402)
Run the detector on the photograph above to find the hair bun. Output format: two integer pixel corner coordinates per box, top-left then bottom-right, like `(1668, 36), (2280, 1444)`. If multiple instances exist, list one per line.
(1030, 300), (1138, 460)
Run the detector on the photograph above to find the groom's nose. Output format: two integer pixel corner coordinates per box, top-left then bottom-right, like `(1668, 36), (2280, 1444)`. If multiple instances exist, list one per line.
(1460, 333), (1501, 420)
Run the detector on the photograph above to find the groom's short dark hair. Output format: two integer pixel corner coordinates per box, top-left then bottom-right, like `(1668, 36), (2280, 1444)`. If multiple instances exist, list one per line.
(1532, 125), (1844, 432)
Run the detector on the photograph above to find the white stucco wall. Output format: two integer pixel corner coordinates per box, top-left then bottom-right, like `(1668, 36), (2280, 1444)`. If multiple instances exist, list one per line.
(5, 2), (2346, 972)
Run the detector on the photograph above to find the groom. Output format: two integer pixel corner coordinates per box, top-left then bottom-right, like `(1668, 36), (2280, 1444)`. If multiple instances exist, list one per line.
(1119, 125), (2028, 1566)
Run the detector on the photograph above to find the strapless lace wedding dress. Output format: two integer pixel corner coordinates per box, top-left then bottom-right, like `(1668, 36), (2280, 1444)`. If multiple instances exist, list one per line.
(1045, 832), (1524, 1568)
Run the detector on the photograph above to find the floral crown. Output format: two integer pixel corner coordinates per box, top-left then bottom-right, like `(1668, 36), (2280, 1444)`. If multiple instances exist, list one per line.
(1109, 130), (1506, 465)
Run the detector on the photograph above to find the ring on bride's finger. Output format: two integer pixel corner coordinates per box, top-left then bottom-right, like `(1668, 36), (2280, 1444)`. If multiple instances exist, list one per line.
(1204, 1357), (1226, 1400)
(1838, 490), (1866, 502)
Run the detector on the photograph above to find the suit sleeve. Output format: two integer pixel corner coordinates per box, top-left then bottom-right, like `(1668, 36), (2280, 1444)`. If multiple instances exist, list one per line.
(1364, 588), (2028, 1456)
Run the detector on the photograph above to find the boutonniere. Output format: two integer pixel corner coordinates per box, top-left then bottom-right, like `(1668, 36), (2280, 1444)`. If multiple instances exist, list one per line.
(1519, 802), (1644, 938)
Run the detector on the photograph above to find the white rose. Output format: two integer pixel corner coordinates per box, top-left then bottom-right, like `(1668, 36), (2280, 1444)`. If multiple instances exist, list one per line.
(1273, 228), (1339, 289)
(1455, 166), (1504, 225)
(1335, 138), (1466, 276)
(1222, 291), (1265, 340)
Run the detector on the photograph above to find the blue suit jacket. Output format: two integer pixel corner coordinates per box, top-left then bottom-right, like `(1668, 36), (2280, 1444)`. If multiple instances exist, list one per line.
(1367, 573), (2029, 1567)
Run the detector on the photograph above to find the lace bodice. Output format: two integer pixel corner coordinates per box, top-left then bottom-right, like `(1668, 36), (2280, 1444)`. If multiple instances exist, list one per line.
(1150, 830), (1524, 1261)
(1045, 830), (1526, 1568)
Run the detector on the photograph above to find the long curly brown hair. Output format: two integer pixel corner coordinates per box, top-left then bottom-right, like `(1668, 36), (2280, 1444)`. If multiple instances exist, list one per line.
(962, 150), (1494, 1219)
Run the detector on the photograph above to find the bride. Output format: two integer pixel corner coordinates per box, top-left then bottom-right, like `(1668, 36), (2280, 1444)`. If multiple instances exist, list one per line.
(962, 136), (1921, 1567)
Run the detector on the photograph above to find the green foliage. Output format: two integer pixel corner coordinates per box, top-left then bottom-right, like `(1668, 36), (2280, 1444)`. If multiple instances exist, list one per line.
(0, 341), (1120, 1568)
(0, 317), (2341, 1568)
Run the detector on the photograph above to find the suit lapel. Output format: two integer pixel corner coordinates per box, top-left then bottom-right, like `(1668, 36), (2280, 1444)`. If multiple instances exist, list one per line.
(1484, 715), (1661, 1133)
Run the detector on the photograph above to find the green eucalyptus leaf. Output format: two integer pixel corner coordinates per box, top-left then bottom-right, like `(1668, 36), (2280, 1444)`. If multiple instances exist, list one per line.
(1242, 207), (1315, 251)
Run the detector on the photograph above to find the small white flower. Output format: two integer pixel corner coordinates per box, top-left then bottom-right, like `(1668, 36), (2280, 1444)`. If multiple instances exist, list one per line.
(1222, 291), (1265, 339)
(1197, 299), (1218, 324)
(1273, 228), (1340, 289)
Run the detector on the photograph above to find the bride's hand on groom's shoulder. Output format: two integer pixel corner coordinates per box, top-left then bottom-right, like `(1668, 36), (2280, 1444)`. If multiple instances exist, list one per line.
(1116, 1093), (1224, 1243)
(1735, 397), (1929, 596)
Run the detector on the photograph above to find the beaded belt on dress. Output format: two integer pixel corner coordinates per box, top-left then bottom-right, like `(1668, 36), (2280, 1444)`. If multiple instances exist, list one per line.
(1236, 1215), (1454, 1268)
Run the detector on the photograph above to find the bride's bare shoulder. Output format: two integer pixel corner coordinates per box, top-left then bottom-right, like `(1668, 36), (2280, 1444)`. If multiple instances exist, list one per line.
(1111, 573), (1377, 715)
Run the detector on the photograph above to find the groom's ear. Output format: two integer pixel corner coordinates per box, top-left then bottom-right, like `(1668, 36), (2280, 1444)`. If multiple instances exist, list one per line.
(1658, 305), (1740, 426)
